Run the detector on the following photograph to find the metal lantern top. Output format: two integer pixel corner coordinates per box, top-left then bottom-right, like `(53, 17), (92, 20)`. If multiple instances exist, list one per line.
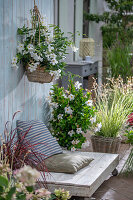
(79, 38), (95, 59)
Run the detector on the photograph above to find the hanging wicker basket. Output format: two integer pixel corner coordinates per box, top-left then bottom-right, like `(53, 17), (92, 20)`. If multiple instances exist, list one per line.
(91, 135), (121, 154)
(26, 65), (54, 84)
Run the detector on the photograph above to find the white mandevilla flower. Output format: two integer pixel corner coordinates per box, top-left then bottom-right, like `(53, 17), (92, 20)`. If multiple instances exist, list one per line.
(71, 45), (79, 52)
(54, 69), (61, 80)
(74, 81), (82, 90)
(28, 63), (38, 72)
(17, 43), (24, 53)
(85, 100), (93, 107)
(48, 45), (54, 52)
(12, 57), (17, 64)
(94, 122), (102, 133)
(68, 94), (75, 101)
(23, 50), (28, 55)
(27, 44), (34, 52)
(71, 147), (76, 152)
(71, 140), (76, 145)
(68, 130), (74, 137)
(76, 128), (82, 134)
(75, 139), (80, 144)
(29, 30), (36, 37)
(49, 70), (55, 76)
(62, 93), (67, 98)
(11, 57), (19, 69)
(62, 55), (66, 60)
(82, 140), (90, 149)
(51, 102), (58, 109)
(50, 53), (56, 59)
(15, 165), (40, 186)
(51, 58), (58, 65)
(90, 116), (96, 124)
(65, 106), (73, 114)
(57, 114), (63, 120)
(41, 15), (48, 27)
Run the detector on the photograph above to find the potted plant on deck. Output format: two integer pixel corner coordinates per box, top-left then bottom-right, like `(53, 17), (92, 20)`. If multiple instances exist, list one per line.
(49, 80), (96, 151)
(91, 77), (133, 153)
(11, 4), (73, 83)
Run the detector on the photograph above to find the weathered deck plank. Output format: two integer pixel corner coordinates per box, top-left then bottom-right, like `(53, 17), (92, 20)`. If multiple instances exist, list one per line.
(39, 152), (119, 198)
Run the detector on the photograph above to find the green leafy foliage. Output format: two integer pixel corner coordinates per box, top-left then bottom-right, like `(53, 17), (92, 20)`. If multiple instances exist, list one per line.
(0, 176), (8, 188)
(50, 80), (95, 150)
(6, 187), (16, 200)
(84, 0), (133, 47)
(124, 130), (133, 145)
(107, 43), (133, 82)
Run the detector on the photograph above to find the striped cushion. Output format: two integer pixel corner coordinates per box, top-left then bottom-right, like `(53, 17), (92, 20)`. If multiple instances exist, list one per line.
(16, 120), (63, 159)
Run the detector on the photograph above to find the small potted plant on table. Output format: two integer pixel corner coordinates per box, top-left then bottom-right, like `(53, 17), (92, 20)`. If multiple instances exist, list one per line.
(91, 77), (133, 154)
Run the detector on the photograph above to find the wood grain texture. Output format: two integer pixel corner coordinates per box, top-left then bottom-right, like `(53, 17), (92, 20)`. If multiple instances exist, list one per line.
(39, 152), (119, 197)
(0, 0), (53, 133)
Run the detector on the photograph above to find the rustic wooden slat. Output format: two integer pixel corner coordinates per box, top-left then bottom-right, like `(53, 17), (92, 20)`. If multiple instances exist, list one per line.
(39, 152), (119, 198)
(0, 0), (54, 133)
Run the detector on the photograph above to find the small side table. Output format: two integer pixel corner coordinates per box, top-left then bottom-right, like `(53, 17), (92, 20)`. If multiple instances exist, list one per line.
(61, 61), (98, 90)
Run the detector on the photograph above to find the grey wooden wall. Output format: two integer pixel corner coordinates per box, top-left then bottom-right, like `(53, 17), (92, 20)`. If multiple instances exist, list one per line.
(0, 0), (54, 133)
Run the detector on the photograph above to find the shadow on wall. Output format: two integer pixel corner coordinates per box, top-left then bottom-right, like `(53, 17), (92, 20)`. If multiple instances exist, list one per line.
(42, 98), (51, 128)
(18, 95), (51, 127)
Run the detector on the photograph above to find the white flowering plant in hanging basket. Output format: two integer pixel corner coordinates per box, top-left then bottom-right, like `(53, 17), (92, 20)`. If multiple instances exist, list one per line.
(11, 5), (75, 83)
(49, 80), (96, 151)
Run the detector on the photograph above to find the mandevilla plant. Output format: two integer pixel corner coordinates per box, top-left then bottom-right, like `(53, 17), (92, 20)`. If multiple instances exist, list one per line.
(49, 80), (95, 151)
(11, 6), (75, 79)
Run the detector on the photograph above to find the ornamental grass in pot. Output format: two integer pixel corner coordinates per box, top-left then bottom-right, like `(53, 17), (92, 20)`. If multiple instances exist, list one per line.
(91, 77), (133, 154)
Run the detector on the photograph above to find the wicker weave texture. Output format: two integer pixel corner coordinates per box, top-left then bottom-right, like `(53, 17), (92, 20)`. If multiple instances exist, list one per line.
(91, 135), (121, 154)
(26, 66), (53, 83)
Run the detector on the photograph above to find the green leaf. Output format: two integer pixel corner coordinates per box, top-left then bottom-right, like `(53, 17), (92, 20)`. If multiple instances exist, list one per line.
(26, 186), (34, 193)
(16, 192), (26, 200)
(6, 187), (16, 200)
(0, 197), (5, 200)
(0, 176), (8, 188)
(0, 186), (4, 195)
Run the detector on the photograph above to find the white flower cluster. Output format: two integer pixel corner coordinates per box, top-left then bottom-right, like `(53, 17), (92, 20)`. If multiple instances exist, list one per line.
(82, 140), (90, 149)
(90, 116), (96, 124)
(57, 114), (63, 120)
(71, 45), (79, 53)
(68, 130), (74, 136)
(85, 100), (93, 107)
(28, 62), (39, 72)
(68, 94), (75, 101)
(49, 69), (61, 80)
(74, 81), (82, 90)
(71, 146), (76, 152)
(76, 128), (82, 134)
(94, 122), (102, 132)
(71, 139), (80, 145)
(65, 106), (73, 115)
(11, 57), (19, 70)
(15, 165), (40, 186)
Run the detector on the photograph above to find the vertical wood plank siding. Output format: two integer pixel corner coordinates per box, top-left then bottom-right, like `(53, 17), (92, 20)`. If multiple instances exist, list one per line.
(0, 0), (53, 133)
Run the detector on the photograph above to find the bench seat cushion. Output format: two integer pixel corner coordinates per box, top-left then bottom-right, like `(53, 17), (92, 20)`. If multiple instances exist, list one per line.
(39, 153), (93, 174)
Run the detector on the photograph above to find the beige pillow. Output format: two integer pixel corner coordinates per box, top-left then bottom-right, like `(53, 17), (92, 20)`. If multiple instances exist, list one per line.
(43, 153), (93, 174)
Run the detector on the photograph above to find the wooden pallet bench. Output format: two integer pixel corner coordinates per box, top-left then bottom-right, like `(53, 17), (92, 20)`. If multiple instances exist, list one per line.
(39, 152), (119, 199)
